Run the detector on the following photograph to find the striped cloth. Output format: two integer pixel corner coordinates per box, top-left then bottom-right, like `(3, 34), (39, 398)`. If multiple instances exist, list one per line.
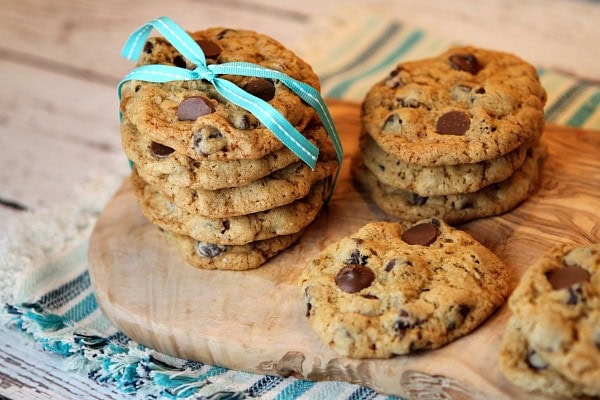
(3, 10), (599, 400)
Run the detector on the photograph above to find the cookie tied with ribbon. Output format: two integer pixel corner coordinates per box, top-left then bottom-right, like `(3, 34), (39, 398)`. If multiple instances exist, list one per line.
(117, 16), (342, 200)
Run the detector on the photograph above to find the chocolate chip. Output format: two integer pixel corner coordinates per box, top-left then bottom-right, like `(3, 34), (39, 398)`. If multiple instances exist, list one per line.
(306, 302), (312, 318)
(143, 41), (154, 54)
(410, 193), (428, 206)
(195, 242), (225, 258)
(459, 304), (471, 319)
(243, 79), (276, 102)
(545, 265), (591, 290)
(192, 127), (227, 155)
(361, 294), (379, 300)
(382, 113), (402, 131)
(526, 349), (549, 370)
(335, 264), (375, 293)
(384, 260), (396, 272)
(220, 220), (230, 234)
(149, 141), (175, 158)
(566, 286), (583, 305)
(177, 96), (215, 121)
(475, 87), (486, 94)
(398, 97), (420, 108)
(195, 39), (222, 59)
(449, 53), (482, 74)
(173, 55), (187, 69)
(435, 111), (471, 135)
(216, 29), (235, 40)
(347, 249), (368, 266)
(401, 222), (439, 246)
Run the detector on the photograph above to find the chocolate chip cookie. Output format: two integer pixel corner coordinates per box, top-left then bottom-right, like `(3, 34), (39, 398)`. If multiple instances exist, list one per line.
(120, 28), (320, 161)
(502, 244), (600, 397)
(299, 219), (509, 358)
(131, 169), (327, 245)
(352, 143), (546, 224)
(360, 133), (528, 196)
(163, 228), (304, 271)
(122, 116), (301, 190)
(499, 317), (589, 399)
(361, 46), (546, 166)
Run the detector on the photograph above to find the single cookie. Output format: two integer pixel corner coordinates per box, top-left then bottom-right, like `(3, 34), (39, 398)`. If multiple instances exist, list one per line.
(131, 169), (327, 245)
(360, 133), (528, 196)
(362, 45), (546, 166)
(120, 28), (320, 161)
(499, 317), (589, 399)
(122, 116), (299, 190)
(163, 228), (304, 271)
(507, 244), (600, 396)
(300, 219), (509, 358)
(351, 143), (546, 224)
(134, 150), (337, 218)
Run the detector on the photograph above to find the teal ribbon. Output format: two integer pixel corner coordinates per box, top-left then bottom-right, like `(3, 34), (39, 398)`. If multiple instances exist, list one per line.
(117, 16), (343, 191)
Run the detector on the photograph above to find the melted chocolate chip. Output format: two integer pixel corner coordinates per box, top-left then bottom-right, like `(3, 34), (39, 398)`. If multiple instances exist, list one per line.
(435, 111), (471, 135)
(385, 260), (396, 272)
(361, 294), (379, 300)
(306, 301), (312, 317)
(149, 141), (175, 158)
(347, 249), (368, 266)
(143, 41), (154, 54)
(382, 113), (402, 131)
(195, 242), (225, 258)
(449, 53), (482, 74)
(177, 96), (215, 121)
(410, 192), (428, 206)
(401, 222), (439, 246)
(545, 265), (591, 290)
(193, 127), (227, 155)
(243, 79), (276, 102)
(220, 220), (230, 234)
(195, 39), (222, 59)
(335, 264), (375, 293)
(173, 55), (187, 68)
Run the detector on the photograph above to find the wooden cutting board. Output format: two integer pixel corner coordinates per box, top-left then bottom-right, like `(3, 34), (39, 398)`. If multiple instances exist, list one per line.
(89, 100), (599, 400)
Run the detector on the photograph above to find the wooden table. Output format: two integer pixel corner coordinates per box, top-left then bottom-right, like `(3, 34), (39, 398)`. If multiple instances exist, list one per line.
(1, 1), (599, 398)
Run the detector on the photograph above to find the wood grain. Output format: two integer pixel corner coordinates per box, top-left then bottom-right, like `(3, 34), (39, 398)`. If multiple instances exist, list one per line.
(89, 100), (599, 399)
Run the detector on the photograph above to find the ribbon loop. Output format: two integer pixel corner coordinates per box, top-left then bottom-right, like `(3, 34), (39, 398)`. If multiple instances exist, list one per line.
(118, 16), (343, 199)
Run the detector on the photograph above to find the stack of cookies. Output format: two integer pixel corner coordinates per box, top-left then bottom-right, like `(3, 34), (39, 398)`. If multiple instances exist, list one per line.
(353, 46), (547, 224)
(500, 244), (600, 398)
(119, 28), (338, 270)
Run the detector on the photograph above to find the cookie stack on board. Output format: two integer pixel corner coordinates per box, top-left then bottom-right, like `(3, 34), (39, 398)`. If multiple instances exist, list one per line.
(500, 244), (600, 398)
(353, 46), (547, 224)
(120, 28), (338, 270)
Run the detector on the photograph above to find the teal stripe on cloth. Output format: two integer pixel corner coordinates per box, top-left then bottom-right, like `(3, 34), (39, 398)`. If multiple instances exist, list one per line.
(320, 22), (403, 85)
(62, 292), (97, 323)
(327, 30), (424, 98)
(274, 379), (316, 400)
(544, 82), (589, 122)
(567, 90), (600, 127)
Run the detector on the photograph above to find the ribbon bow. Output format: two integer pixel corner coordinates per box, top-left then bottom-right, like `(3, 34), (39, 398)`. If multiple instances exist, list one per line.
(117, 16), (343, 190)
